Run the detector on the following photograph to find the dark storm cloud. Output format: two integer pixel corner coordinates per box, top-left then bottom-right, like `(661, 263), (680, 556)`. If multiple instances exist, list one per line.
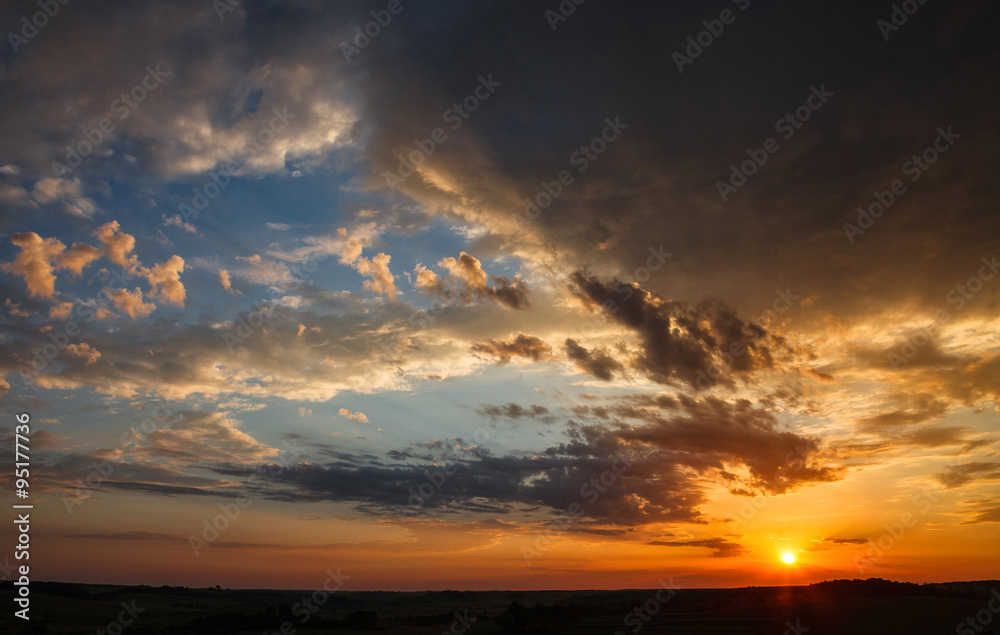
(959, 504), (1000, 525)
(862, 340), (969, 371)
(193, 394), (842, 524)
(806, 537), (869, 551)
(14, 393), (840, 527)
(893, 426), (973, 449)
(63, 531), (187, 542)
(214, 448), (709, 525)
(957, 439), (994, 454)
(487, 276), (531, 310)
(936, 355), (1000, 405)
(476, 402), (551, 421)
(344, 0), (1000, 318)
(935, 461), (1000, 489)
(855, 347), (1000, 410)
(855, 395), (948, 430)
(414, 252), (531, 309)
(611, 395), (842, 495)
(832, 425), (992, 460)
(0, 450), (230, 497)
(469, 333), (554, 364)
(87, 481), (217, 497)
(648, 537), (749, 558)
(568, 272), (776, 388)
(563, 338), (624, 381)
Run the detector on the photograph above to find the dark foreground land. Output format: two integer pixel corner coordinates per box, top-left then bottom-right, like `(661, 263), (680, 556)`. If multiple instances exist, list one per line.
(1, 578), (997, 634)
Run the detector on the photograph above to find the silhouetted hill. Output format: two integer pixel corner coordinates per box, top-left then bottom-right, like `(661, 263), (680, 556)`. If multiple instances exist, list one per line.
(1, 578), (996, 634)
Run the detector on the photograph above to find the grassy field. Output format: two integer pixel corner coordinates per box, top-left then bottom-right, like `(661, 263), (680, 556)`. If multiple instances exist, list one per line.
(0, 580), (995, 634)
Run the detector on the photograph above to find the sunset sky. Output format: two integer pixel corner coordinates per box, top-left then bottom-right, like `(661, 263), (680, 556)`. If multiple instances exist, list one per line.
(0, 0), (998, 591)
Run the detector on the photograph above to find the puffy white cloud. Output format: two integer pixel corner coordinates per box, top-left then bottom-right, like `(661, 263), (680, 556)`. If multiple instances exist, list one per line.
(2, 232), (100, 299)
(2, 224), (187, 316)
(108, 287), (156, 318)
(66, 342), (101, 364)
(145, 255), (186, 306)
(95, 221), (140, 274)
(57, 243), (103, 275)
(163, 214), (198, 233)
(2, 233), (63, 298)
(49, 302), (74, 319)
(219, 269), (237, 293)
(354, 252), (397, 301)
(338, 408), (370, 424)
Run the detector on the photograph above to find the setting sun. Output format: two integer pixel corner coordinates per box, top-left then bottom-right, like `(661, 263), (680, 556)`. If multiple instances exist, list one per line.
(782, 552), (796, 564)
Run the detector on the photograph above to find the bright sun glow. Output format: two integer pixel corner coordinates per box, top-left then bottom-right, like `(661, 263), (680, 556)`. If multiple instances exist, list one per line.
(782, 552), (796, 564)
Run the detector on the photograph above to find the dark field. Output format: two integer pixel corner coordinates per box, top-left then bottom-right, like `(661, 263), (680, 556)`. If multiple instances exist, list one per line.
(1, 579), (997, 635)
